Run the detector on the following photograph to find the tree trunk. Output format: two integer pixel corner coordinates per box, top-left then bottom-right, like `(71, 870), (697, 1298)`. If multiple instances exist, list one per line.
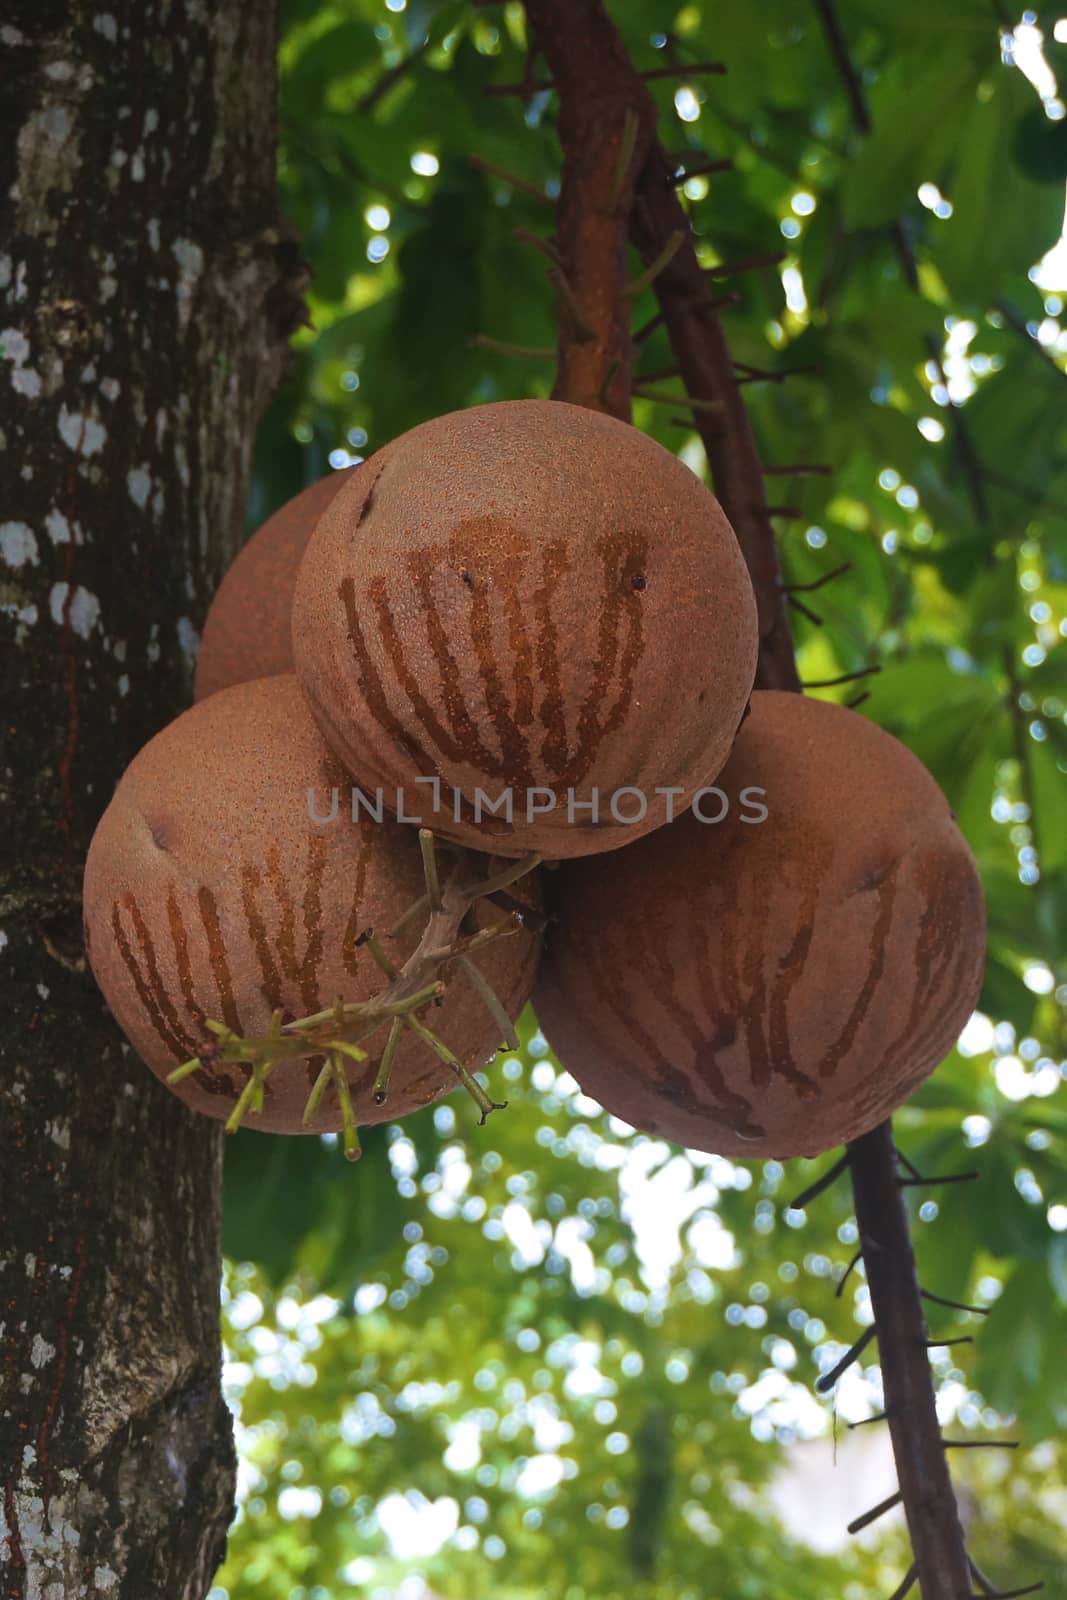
(1, 5), (298, 1593)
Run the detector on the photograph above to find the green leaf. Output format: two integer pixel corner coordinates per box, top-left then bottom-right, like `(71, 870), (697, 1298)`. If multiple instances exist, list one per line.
(976, 1262), (1067, 1439)
(840, 50), (985, 229)
(936, 70), (1067, 302)
(282, 20), (380, 115)
(1013, 104), (1067, 184)
(1030, 737), (1067, 873)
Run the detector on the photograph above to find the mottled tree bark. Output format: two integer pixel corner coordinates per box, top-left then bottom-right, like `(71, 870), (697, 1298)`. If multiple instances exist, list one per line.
(0, 4), (299, 1594)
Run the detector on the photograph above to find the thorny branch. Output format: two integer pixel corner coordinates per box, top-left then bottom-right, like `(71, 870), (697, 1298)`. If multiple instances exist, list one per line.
(522, 0), (659, 416)
(509, 1), (1019, 1594)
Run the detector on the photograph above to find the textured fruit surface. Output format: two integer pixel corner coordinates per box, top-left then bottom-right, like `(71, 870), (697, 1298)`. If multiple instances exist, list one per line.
(83, 674), (542, 1134)
(534, 691), (985, 1159)
(194, 470), (355, 702)
(292, 399), (757, 858)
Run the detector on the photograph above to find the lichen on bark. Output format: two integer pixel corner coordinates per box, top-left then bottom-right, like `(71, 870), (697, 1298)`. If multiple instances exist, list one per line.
(0, 4), (298, 1594)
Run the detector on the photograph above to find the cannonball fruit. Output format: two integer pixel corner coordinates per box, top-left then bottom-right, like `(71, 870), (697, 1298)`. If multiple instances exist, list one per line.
(533, 691), (985, 1159)
(291, 399), (757, 859)
(194, 469), (356, 702)
(83, 674), (542, 1136)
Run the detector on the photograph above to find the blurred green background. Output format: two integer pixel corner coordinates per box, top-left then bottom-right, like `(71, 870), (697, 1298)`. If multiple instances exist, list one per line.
(213, 3), (1067, 1595)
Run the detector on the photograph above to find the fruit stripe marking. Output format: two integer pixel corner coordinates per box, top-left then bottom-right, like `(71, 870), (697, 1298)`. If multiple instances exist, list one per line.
(163, 885), (242, 1096)
(687, 861), (820, 1102)
(339, 525), (648, 792)
(862, 854), (981, 1104)
(240, 859), (287, 1012)
(819, 867), (899, 1080)
(112, 890), (243, 1095)
(265, 837), (327, 1015)
(577, 925), (763, 1140)
(196, 884), (243, 1033)
(111, 895), (199, 1062)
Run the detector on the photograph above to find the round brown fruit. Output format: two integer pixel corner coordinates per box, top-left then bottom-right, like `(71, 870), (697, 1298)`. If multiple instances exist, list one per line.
(194, 469), (356, 702)
(533, 690), (985, 1160)
(291, 399), (757, 859)
(83, 674), (542, 1135)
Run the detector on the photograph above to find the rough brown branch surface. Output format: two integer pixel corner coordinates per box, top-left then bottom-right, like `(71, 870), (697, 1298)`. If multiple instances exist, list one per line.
(628, 151), (800, 691)
(523, 2), (974, 1595)
(848, 1131), (973, 1597)
(807, 10), (999, 1587)
(1, 4), (294, 1594)
(523, 0), (658, 417)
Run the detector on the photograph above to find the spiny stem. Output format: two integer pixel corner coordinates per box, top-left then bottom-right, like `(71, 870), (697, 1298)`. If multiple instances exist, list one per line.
(848, 1490), (902, 1536)
(625, 230), (686, 299)
(549, 267), (595, 341)
(801, 665), (881, 690)
(607, 106), (640, 213)
(788, 595), (823, 627)
(887, 1563), (918, 1600)
(782, 561), (852, 593)
(633, 385), (724, 415)
(705, 249), (786, 278)
(943, 1438), (1018, 1451)
(670, 156), (733, 183)
(788, 1151), (850, 1210)
(470, 334), (556, 360)
(835, 1246), (863, 1299)
(468, 153), (555, 206)
(512, 225), (562, 264)
(815, 1324), (876, 1393)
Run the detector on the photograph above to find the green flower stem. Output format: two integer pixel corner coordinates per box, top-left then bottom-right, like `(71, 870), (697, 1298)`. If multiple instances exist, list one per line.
(459, 954), (520, 1051)
(404, 1014), (506, 1124)
(357, 928), (400, 979)
(332, 1055), (362, 1161)
(461, 852), (541, 900)
(303, 1059), (334, 1125)
(424, 911), (524, 967)
(419, 828), (444, 912)
(373, 1018), (403, 1105)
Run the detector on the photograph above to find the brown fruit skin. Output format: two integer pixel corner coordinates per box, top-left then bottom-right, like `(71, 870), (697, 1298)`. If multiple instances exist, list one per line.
(83, 674), (542, 1136)
(193, 469), (356, 702)
(533, 691), (986, 1160)
(291, 399), (757, 859)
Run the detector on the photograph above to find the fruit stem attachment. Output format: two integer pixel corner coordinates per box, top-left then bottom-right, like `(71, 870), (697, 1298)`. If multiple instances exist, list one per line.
(171, 836), (534, 1146)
